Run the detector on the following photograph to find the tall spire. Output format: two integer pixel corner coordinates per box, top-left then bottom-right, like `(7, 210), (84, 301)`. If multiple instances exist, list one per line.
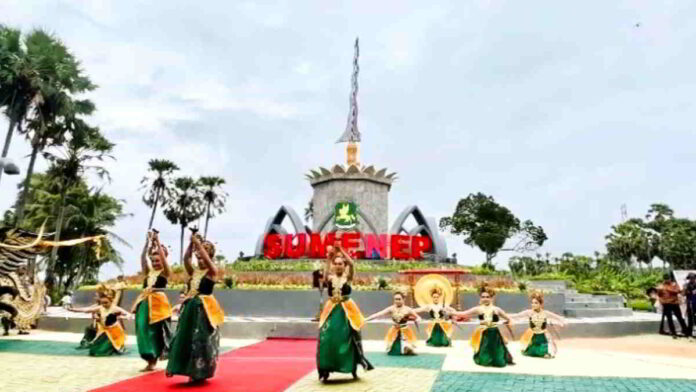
(336, 37), (361, 144)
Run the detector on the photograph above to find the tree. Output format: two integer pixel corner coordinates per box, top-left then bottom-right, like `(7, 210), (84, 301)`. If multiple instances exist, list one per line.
(198, 176), (227, 239)
(40, 122), (113, 289)
(605, 218), (658, 269)
(164, 177), (204, 264)
(0, 26), (40, 186)
(439, 192), (546, 268)
(12, 29), (96, 225)
(13, 173), (128, 295)
(658, 218), (696, 270)
(140, 159), (179, 230)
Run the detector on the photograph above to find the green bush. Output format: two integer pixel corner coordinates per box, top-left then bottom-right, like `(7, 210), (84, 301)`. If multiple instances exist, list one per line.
(629, 299), (654, 312)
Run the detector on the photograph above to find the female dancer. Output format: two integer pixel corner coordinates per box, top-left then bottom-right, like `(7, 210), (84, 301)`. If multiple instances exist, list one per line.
(415, 287), (456, 347)
(76, 292), (100, 349)
(453, 286), (514, 367)
(166, 232), (224, 382)
(316, 245), (373, 381)
(510, 291), (566, 358)
(366, 291), (421, 355)
(69, 285), (129, 356)
(131, 230), (173, 371)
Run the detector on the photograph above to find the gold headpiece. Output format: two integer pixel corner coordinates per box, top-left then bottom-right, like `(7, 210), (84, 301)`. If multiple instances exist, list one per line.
(414, 274), (454, 307)
(96, 284), (116, 301)
(529, 290), (544, 304)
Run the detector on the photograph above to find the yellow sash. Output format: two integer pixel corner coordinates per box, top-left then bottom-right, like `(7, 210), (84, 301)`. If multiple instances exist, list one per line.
(96, 322), (126, 351)
(131, 290), (172, 324)
(470, 325), (507, 353)
(426, 320), (454, 339)
(385, 325), (417, 351)
(318, 298), (365, 331)
(199, 295), (225, 328)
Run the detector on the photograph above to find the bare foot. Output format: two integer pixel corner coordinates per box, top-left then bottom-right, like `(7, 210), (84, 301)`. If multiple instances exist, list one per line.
(141, 362), (157, 372)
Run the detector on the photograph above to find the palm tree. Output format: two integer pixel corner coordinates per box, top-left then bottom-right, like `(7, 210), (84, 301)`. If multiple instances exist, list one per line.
(198, 176), (227, 239)
(12, 29), (96, 225)
(0, 26), (42, 186)
(41, 122), (113, 289)
(141, 159), (179, 230)
(164, 177), (204, 264)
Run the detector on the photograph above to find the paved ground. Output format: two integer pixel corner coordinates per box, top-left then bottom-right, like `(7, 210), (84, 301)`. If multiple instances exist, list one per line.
(1, 330), (695, 392)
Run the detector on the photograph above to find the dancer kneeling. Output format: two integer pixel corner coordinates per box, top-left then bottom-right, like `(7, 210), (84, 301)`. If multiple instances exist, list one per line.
(366, 291), (421, 355)
(166, 231), (224, 382)
(510, 291), (566, 358)
(317, 245), (373, 381)
(69, 285), (130, 356)
(131, 230), (173, 371)
(414, 286), (456, 347)
(453, 286), (514, 367)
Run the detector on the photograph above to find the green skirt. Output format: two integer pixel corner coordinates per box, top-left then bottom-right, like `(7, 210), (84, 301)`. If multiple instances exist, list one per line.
(473, 328), (514, 367)
(317, 305), (373, 376)
(426, 323), (451, 347)
(166, 296), (220, 381)
(523, 333), (549, 357)
(388, 331), (402, 355)
(88, 333), (123, 357)
(135, 300), (171, 362)
(77, 325), (97, 349)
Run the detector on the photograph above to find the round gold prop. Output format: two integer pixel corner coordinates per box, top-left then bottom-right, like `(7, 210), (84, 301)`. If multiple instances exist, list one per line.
(414, 274), (454, 307)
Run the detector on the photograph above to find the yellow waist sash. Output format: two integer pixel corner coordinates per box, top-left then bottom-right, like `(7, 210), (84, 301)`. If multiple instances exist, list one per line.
(470, 325), (506, 353)
(426, 320), (453, 339)
(519, 328), (546, 351)
(385, 324), (417, 351)
(131, 290), (172, 324)
(318, 297), (365, 331)
(198, 294), (225, 328)
(96, 322), (125, 351)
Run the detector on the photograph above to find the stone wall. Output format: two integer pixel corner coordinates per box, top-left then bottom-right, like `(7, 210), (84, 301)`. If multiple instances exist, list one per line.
(73, 289), (565, 316)
(312, 178), (389, 234)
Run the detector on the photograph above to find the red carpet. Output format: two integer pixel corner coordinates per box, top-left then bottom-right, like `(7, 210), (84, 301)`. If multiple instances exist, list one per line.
(89, 339), (317, 392)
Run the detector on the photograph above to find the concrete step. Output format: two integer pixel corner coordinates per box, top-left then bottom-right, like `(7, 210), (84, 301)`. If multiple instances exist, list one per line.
(566, 294), (595, 302)
(564, 308), (633, 318)
(565, 301), (624, 309)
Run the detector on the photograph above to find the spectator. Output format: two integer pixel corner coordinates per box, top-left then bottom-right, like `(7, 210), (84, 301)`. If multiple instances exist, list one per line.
(59, 292), (73, 308)
(657, 272), (689, 339)
(684, 273), (696, 339)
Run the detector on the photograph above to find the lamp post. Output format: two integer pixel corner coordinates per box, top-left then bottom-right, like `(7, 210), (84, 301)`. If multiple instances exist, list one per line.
(0, 157), (20, 179)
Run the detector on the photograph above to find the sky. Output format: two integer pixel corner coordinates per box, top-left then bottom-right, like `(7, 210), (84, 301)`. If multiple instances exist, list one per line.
(1, 0), (695, 279)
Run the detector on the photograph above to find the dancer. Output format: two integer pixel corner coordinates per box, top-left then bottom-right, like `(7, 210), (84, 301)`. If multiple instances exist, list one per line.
(366, 291), (421, 355)
(131, 230), (173, 371)
(510, 291), (566, 358)
(316, 244), (373, 381)
(76, 292), (100, 349)
(68, 285), (129, 356)
(453, 286), (514, 367)
(166, 231), (224, 383)
(414, 286), (456, 347)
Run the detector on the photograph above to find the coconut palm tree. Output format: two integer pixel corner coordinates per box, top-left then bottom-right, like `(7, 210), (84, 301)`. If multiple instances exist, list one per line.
(164, 177), (204, 264)
(141, 159), (179, 230)
(198, 176), (227, 239)
(40, 122), (113, 289)
(0, 26), (42, 185)
(11, 28), (96, 225)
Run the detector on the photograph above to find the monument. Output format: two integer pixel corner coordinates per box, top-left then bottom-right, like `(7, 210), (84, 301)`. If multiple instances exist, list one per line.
(255, 38), (448, 261)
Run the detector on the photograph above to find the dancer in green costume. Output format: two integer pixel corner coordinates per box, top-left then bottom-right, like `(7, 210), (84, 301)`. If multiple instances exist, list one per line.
(131, 230), (173, 371)
(414, 286), (457, 347)
(166, 231), (224, 383)
(69, 285), (130, 356)
(454, 286), (515, 367)
(316, 244), (373, 382)
(366, 291), (421, 355)
(509, 291), (566, 358)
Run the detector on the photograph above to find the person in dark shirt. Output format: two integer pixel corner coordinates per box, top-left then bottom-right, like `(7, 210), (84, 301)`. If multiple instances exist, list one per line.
(684, 273), (696, 338)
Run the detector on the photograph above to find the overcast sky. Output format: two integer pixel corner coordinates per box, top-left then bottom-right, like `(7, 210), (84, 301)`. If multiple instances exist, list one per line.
(2, 1), (695, 278)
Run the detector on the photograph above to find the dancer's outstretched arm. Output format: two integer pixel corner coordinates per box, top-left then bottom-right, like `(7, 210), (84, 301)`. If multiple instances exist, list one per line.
(545, 311), (567, 327)
(365, 306), (393, 322)
(192, 235), (218, 278)
(68, 304), (100, 314)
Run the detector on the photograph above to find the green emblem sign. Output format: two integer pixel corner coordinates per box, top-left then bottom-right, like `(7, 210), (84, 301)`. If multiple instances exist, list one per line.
(334, 202), (358, 229)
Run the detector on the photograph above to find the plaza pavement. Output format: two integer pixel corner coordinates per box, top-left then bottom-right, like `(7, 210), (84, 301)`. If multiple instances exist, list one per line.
(1, 330), (695, 392)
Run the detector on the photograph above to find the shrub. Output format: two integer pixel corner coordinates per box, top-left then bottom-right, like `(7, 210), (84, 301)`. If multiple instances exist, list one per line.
(629, 299), (654, 312)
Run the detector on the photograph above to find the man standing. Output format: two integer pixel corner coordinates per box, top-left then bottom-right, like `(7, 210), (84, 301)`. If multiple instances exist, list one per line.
(657, 273), (689, 339)
(683, 273), (696, 338)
